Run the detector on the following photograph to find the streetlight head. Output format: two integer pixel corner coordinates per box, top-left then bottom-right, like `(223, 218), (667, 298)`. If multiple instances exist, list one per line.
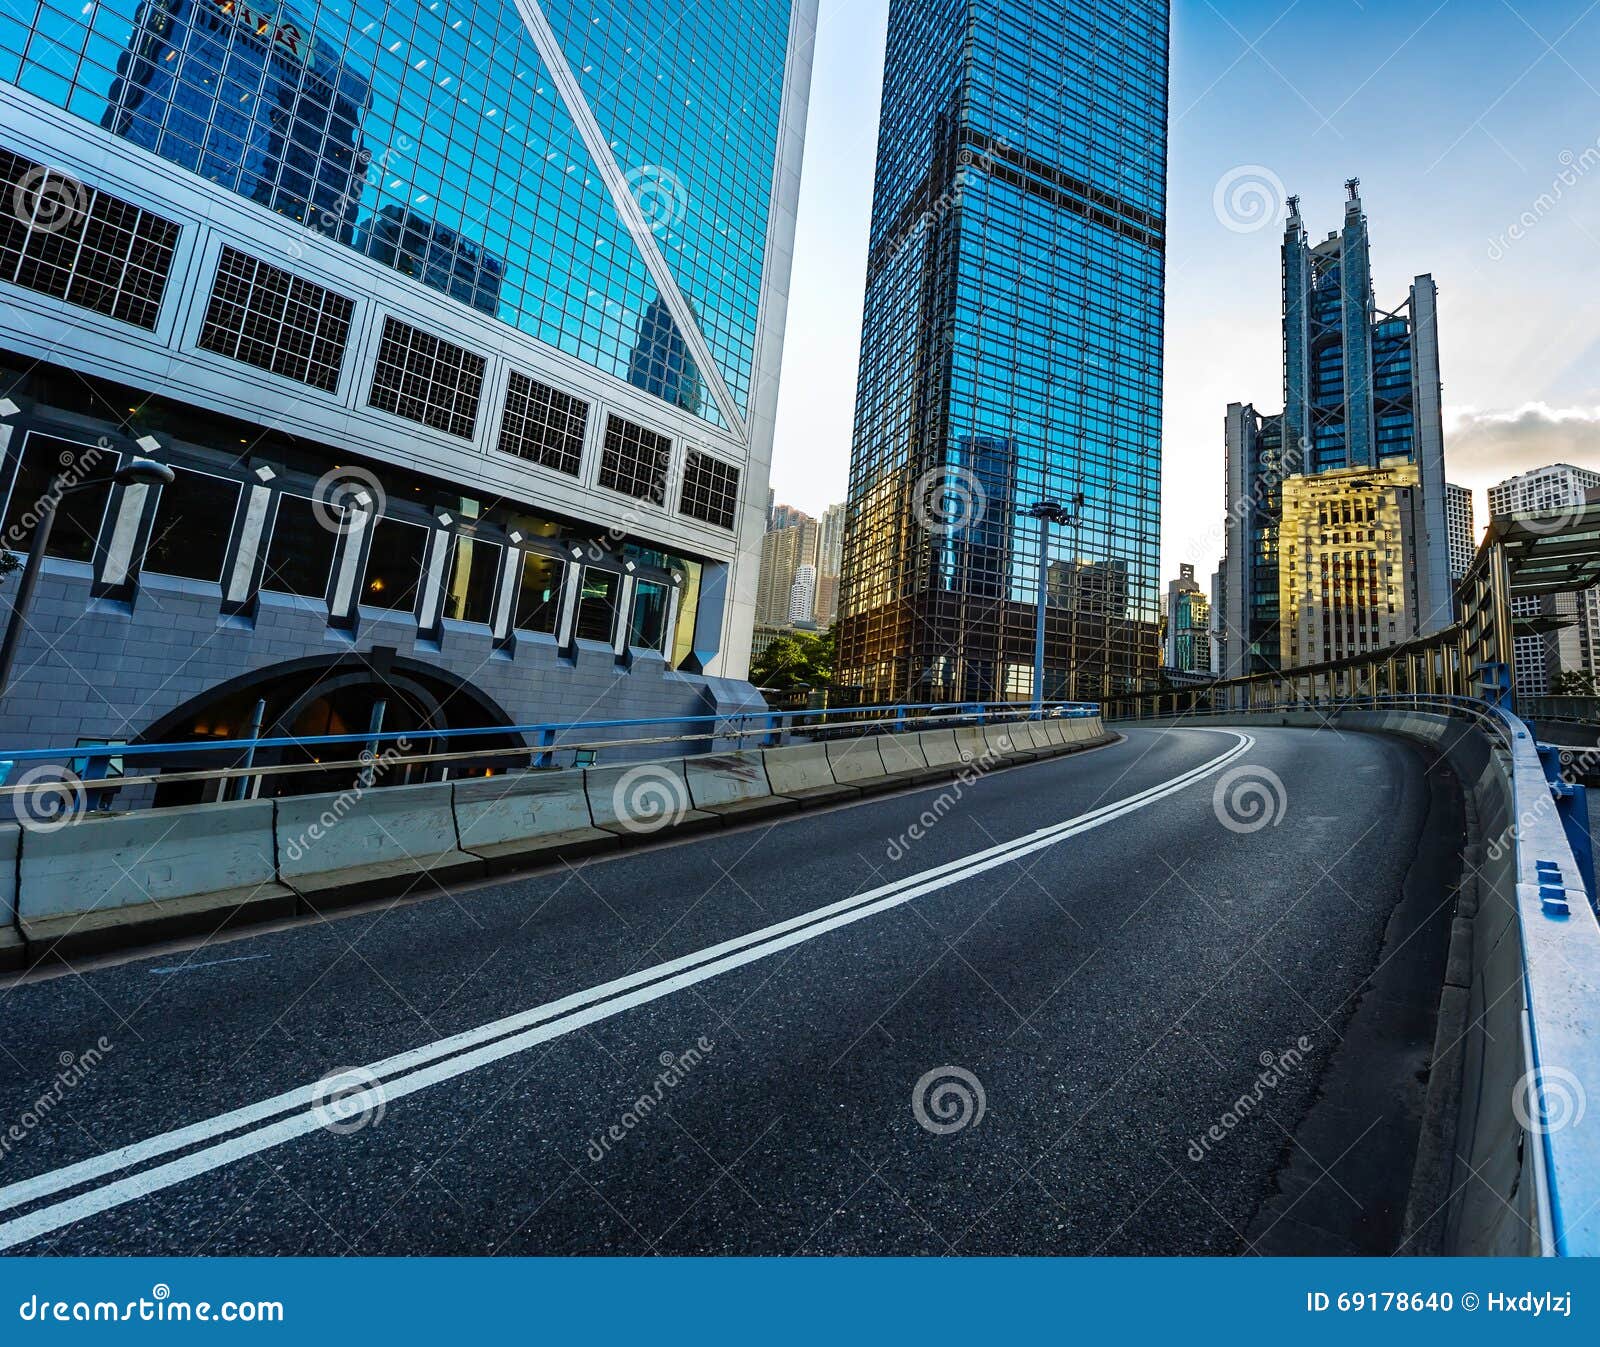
(115, 457), (176, 488)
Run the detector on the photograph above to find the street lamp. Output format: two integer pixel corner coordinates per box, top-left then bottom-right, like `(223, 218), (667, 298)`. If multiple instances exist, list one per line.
(0, 455), (176, 699)
(1021, 494), (1085, 717)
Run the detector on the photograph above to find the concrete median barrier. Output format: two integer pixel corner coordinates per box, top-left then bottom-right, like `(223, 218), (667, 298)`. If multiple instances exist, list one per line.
(875, 732), (945, 787)
(276, 781), (482, 909)
(825, 736), (896, 794)
(918, 729), (966, 772)
(955, 725), (988, 764)
(762, 742), (860, 805)
(983, 723), (1033, 762)
(18, 801), (294, 960)
(0, 824), (23, 969)
(684, 752), (799, 823)
(454, 771), (619, 873)
(586, 760), (718, 840)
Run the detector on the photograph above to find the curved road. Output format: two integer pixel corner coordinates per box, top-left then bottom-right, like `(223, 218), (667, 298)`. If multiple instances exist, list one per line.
(0, 725), (1456, 1255)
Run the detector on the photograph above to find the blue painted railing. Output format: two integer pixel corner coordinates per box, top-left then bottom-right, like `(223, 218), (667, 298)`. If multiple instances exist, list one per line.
(0, 699), (1102, 781)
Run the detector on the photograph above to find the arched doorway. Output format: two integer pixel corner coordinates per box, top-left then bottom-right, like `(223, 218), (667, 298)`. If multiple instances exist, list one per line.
(135, 652), (525, 806)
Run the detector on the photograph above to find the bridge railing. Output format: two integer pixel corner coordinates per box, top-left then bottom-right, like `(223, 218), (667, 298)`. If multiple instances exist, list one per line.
(0, 699), (1102, 806)
(1112, 692), (1600, 1258)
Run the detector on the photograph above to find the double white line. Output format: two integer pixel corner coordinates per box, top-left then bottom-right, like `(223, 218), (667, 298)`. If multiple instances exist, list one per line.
(0, 729), (1252, 1251)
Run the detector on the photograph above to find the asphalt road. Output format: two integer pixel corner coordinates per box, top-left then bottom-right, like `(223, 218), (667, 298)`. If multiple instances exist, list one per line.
(0, 724), (1456, 1255)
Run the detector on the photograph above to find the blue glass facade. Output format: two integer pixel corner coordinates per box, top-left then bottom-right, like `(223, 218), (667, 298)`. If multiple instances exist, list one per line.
(837, 0), (1169, 701)
(0, 0), (793, 427)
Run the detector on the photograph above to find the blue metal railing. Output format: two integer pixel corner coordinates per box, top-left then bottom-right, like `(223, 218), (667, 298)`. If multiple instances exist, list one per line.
(0, 699), (1103, 791)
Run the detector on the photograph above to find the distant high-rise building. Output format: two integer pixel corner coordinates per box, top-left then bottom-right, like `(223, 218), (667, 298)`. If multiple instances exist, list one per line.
(1489, 464), (1600, 696)
(787, 564), (817, 625)
(1221, 183), (1452, 677)
(1445, 483), (1476, 581)
(837, 0), (1169, 702)
(1164, 563), (1210, 672)
(756, 511), (818, 627)
(1278, 464), (1428, 667)
(813, 501), (846, 626)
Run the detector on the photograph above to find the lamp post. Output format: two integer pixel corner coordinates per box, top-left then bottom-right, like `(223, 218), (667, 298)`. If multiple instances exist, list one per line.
(1021, 494), (1084, 717)
(0, 455), (176, 700)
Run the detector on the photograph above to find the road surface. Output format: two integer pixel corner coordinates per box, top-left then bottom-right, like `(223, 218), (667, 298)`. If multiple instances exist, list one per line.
(0, 725), (1458, 1255)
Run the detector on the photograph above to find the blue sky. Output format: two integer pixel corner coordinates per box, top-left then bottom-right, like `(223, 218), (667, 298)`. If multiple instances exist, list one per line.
(767, 0), (1600, 580)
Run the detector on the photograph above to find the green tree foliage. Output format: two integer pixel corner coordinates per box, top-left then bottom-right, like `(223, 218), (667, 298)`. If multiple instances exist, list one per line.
(751, 627), (835, 691)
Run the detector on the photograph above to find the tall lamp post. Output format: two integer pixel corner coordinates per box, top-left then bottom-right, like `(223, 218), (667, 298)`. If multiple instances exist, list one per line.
(1021, 494), (1084, 717)
(0, 455), (176, 699)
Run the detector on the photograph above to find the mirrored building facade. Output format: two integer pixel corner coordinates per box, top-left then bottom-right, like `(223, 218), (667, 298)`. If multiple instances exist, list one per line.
(836, 0), (1169, 703)
(0, 0), (816, 764)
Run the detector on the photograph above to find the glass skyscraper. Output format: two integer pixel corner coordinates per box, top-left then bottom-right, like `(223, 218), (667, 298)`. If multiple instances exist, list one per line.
(836, 0), (1170, 703)
(1222, 183), (1451, 677)
(0, 1), (816, 764)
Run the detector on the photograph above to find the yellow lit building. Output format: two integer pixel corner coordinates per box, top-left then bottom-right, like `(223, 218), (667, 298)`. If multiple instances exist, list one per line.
(1278, 463), (1426, 667)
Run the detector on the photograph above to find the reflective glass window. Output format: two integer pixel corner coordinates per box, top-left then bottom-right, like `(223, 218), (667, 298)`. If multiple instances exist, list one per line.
(144, 466), (240, 582)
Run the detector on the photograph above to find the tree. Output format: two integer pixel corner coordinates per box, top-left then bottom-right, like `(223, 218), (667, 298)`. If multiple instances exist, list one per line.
(751, 627), (835, 691)
(1550, 669), (1598, 698)
(0, 551), (18, 586)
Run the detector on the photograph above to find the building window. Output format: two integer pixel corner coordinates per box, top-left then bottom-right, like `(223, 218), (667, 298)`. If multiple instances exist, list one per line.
(630, 579), (671, 652)
(198, 247), (355, 393)
(575, 568), (619, 643)
(443, 534), (501, 625)
(261, 493), (337, 599)
(496, 371), (587, 476)
(0, 147), (179, 330)
(678, 451), (740, 530)
(1, 433), (118, 565)
(515, 553), (565, 634)
(143, 467), (241, 583)
(361, 517), (429, 613)
(367, 316), (485, 439)
(598, 414), (671, 504)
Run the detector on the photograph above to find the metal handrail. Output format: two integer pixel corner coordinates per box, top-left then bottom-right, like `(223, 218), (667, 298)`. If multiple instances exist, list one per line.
(0, 699), (1103, 797)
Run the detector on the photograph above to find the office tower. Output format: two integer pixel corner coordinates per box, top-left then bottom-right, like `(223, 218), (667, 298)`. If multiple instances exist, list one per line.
(836, 0), (1170, 702)
(1221, 183), (1452, 678)
(755, 511), (818, 627)
(1278, 464), (1426, 667)
(1164, 563), (1210, 672)
(1489, 464), (1600, 696)
(1209, 566), (1226, 676)
(813, 501), (845, 625)
(1446, 483), (1476, 580)
(0, 0), (818, 764)
(787, 564), (818, 625)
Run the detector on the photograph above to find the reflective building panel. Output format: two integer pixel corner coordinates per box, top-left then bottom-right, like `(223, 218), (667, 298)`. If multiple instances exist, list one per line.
(1, 0), (797, 427)
(837, 0), (1169, 702)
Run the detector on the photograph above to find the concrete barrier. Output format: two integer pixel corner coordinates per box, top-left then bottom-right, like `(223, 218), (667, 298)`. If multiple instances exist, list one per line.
(763, 742), (859, 804)
(19, 801), (294, 958)
(277, 781), (482, 908)
(918, 729), (967, 772)
(983, 723), (1032, 761)
(825, 736), (897, 794)
(586, 760), (718, 839)
(1020, 721), (1057, 753)
(454, 771), (618, 873)
(954, 725), (988, 764)
(876, 732), (944, 787)
(684, 752), (799, 823)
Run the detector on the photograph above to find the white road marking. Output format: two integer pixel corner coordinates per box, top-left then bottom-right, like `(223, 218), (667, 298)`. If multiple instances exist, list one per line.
(0, 729), (1251, 1250)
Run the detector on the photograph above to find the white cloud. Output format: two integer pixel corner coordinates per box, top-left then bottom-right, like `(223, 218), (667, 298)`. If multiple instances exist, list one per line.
(1445, 402), (1600, 488)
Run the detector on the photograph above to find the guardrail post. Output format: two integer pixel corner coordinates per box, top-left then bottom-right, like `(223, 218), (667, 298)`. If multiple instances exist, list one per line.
(534, 728), (556, 770)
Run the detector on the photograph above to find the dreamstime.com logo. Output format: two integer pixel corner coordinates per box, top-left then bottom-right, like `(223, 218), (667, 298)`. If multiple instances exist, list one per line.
(1188, 1037), (1313, 1161)
(912, 1066), (986, 1136)
(609, 763), (691, 834)
(310, 1066), (387, 1135)
(587, 1038), (715, 1162)
(0, 1038), (113, 1162)
(1211, 765), (1288, 834)
(1212, 164), (1287, 234)
(10, 764), (88, 834)
(623, 163), (689, 236)
(911, 466), (988, 538)
(10, 165), (89, 235)
(18, 1285), (284, 1324)
(311, 465), (386, 537)
(1513, 1065), (1587, 1137)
